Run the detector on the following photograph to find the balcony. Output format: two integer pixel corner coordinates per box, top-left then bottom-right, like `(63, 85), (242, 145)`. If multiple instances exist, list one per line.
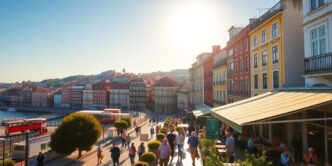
(304, 52), (332, 75)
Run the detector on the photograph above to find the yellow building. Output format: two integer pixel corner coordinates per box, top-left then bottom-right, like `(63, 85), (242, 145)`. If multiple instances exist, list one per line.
(249, 0), (304, 96)
(213, 48), (227, 107)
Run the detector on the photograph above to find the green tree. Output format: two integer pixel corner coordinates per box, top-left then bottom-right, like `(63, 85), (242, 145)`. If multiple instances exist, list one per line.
(50, 113), (102, 158)
(114, 120), (129, 131)
(121, 117), (132, 127)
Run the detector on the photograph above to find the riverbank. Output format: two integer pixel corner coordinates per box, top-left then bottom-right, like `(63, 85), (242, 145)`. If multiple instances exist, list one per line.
(0, 106), (78, 114)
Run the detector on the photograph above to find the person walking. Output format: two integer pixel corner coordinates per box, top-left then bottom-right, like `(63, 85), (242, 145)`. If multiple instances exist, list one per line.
(158, 138), (172, 166)
(176, 130), (185, 160)
(37, 152), (45, 166)
(129, 143), (137, 166)
(166, 127), (176, 160)
(225, 131), (235, 163)
(97, 145), (103, 165)
(121, 132), (127, 148)
(126, 134), (132, 149)
(135, 126), (139, 137)
(110, 143), (121, 166)
(156, 125), (160, 134)
(150, 126), (155, 138)
(137, 142), (146, 160)
(188, 131), (200, 166)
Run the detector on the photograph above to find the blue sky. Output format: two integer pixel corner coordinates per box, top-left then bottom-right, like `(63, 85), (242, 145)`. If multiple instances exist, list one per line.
(0, 0), (279, 83)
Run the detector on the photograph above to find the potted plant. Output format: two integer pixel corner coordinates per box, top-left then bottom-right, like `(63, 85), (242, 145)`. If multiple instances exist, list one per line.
(135, 161), (149, 166)
(156, 132), (165, 142)
(140, 152), (157, 166)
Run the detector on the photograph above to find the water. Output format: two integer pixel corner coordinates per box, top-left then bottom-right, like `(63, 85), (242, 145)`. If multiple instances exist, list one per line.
(0, 109), (63, 123)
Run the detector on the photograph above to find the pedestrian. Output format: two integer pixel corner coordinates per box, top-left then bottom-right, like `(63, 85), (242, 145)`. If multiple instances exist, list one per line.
(110, 143), (120, 166)
(166, 127), (176, 159)
(97, 145), (103, 165)
(137, 142), (146, 160)
(157, 138), (172, 166)
(225, 131), (235, 163)
(150, 126), (155, 138)
(121, 131), (127, 148)
(129, 143), (137, 166)
(139, 125), (141, 134)
(149, 118), (152, 125)
(176, 129), (185, 160)
(135, 126), (139, 137)
(156, 125), (160, 134)
(291, 133), (303, 162)
(37, 152), (45, 166)
(126, 134), (132, 149)
(188, 131), (200, 166)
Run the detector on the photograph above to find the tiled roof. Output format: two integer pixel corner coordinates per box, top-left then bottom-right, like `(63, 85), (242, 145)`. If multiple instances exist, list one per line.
(110, 82), (128, 89)
(153, 76), (178, 87)
(33, 88), (53, 94)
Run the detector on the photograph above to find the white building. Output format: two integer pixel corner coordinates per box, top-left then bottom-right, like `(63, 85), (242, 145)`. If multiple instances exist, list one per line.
(82, 84), (93, 109)
(109, 83), (129, 110)
(303, 0), (332, 86)
(53, 94), (62, 108)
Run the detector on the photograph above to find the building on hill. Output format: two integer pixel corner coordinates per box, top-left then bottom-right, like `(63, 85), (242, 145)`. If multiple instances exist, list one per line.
(82, 84), (93, 109)
(249, 0), (304, 96)
(53, 89), (62, 108)
(109, 82), (129, 110)
(177, 81), (191, 113)
(129, 77), (148, 110)
(32, 88), (54, 108)
(92, 80), (111, 109)
(153, 76), (179, 114)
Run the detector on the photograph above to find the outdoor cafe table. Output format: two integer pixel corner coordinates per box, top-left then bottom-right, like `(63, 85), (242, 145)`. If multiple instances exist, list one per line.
(215, 144), (226, 149)
(215, 140), (222, 145)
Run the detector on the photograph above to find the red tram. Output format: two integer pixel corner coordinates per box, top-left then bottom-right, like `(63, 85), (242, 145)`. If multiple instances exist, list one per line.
(3, 118), (48, 135)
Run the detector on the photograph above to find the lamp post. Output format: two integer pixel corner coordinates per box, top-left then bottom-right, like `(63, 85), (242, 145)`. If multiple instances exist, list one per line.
(25, 130), (30, 166)
(0, 138), (5, 166)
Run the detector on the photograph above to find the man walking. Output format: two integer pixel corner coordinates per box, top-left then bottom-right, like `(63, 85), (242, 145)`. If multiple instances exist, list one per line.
(37, 152), (45, 166)
(158, 138), (172, 166)
(166, 127), (176, 159)
(188, 131), (199, 166)
(110, 143), (120, 166)
(225, 131), (235, 163)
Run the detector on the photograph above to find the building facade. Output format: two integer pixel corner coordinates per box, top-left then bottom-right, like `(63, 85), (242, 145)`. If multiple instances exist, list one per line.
(227, 24), (252, 103)
(69, 86), (84, 109)
(177, 81), (191, 112)
(153, 77), (179, 114)
(92, 80), (111, 109)
(53, 89), (62, 108)
(213, 48), (228, 107)
(204, 46), (220, 107)
(82, 84), (93, 109)
(31, 88), (54, 108)
(109, 83), (129, 110)
(249, 0), (304, 96)
(129, 77), (147, 110)
(303, 0), (332, 87)
(189, 53), (211, 108)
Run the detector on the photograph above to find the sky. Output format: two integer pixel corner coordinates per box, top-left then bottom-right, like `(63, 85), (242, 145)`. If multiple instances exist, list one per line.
(0, 0), (279, 83)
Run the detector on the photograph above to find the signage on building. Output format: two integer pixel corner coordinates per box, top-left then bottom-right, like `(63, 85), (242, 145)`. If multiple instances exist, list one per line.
(205, 118), (220, 139)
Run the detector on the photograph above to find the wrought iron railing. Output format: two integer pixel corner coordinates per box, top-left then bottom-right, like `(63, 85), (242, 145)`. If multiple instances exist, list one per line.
(304, 52), (332, 75)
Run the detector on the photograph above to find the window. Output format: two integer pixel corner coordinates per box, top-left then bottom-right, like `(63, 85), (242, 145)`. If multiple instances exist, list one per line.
(235, 80), (238, 95)
(234, 60), (237, 74)
(240, 79), (244, 95)
(311, 0), (325, 11)
(262, 50), (267, 66)
(240, 44), (242, 53)
(246, 78), (249, 96)
(228, 48), (234, 57)
(239, 58), (243, 73)
(245, 39), (249, 51)
(273, 71), (279, 89)
(246, 55), (249, 71)
(228, 62), (233, 75)
(253, 35), (257, 47)
(272, 45), (279, 63)
(262, 29), (266, 43)
(311, 26), (326, 56)
(254, 54), (258, 68)
(254, 74), (258, 89)
(263, 73), (267, 89)
(272, 23), (278, 38)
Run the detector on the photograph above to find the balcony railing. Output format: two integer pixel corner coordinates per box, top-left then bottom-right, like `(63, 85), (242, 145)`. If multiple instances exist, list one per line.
(304, 52), (332, 75)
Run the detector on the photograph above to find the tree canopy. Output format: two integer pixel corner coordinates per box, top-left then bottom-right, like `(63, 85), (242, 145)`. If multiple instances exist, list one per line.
(50, 113), (102, 157)
(114, 120), (129, 130)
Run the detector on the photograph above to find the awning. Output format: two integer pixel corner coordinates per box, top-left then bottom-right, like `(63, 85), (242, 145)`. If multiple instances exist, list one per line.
(211, 90), (332, 133)
(192, 105), (212, 118)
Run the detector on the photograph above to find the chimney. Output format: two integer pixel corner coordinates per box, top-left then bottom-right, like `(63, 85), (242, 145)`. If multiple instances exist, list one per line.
(212, 45), (221, 54)
(249, 18), (258, 24)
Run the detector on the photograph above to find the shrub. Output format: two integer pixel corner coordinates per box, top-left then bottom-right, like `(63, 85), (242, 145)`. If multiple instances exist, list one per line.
(238, 151), (270, 166)
(163, 122), (169, 128)
(147, 139), (161, 151)
(121, 117), (132, 127)
(160, 128), (167, 135)
(114, 120), (129, 130)
(156, 132), (165, 140)
(175, 126), (182, 133)
(135, 161), (149, 166)
(199, 139), (223, 166)
(0, 160), (15, 166)
(140, 152), (157, 163)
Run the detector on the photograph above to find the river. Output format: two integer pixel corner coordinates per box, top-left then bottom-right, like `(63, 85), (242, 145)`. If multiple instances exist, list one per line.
(0, 109), (63, 123)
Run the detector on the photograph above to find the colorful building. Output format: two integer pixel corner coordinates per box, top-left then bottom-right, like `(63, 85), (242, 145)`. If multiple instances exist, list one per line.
(31, 88), (54, 108)
(53, 89), (62, 108)
(129, 77), (148, 110)
(249, 0), (304, 96)
(92, 80), (111, 109)
(177, 81), (191, 112)
(204, 46), (220, 107)
(109, 82), (129, 110)
(189, 53), (211, 108)
(303, 0), (332, 87)
(153, 76), (179, 114)
(82, 84), (93, 109)
(227, 22), (253, 103)
(213, 48), (228, 107)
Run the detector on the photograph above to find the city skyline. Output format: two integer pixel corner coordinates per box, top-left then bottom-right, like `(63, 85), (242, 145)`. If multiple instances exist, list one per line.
(0, 0), (278, 83)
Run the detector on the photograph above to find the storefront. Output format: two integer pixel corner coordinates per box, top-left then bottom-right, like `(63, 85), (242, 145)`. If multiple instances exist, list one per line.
(211, 89), (332, 163)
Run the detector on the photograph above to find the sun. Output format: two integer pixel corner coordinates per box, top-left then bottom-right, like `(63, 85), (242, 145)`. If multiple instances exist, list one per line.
(163, 1), (220, 48)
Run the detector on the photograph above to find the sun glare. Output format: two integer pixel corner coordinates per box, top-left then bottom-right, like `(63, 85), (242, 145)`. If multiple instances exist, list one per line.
(164, 1), (220, 48)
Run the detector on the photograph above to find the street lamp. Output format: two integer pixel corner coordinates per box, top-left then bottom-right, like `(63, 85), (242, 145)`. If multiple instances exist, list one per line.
(24, 130), (30, 166)
(0, 138), (5, 166)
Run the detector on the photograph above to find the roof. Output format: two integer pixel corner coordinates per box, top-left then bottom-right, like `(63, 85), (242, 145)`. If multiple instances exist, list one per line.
(110, 82), (128, 89)
(211, 90), (332, 133)
(193, 105), (212, 118)
(33, 88), (53, 94)
(178, 81), (191, 92)
(153, 76), (178, 87)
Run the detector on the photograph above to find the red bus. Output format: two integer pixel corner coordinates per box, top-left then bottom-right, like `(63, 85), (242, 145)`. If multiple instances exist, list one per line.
(3, 118), (48, 136)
